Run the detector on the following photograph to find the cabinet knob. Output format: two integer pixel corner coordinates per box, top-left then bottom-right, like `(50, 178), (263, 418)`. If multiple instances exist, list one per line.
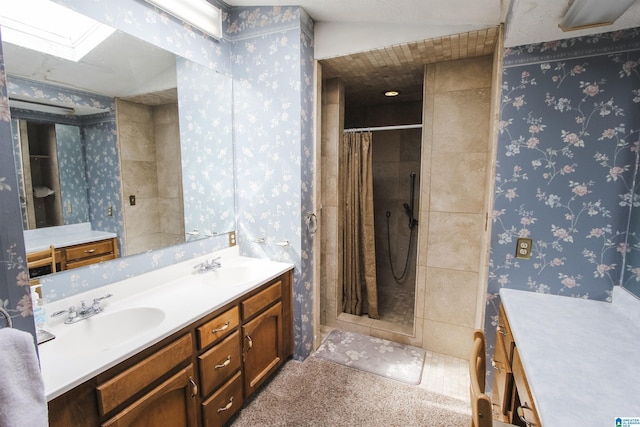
(491, 358), (503, 373)
(188, 376), (198, 398)
(496, 325), (507, 336)
(215, 355), (232, 369)
(246, 334), (253, 350)
(517, 404), (537, 426)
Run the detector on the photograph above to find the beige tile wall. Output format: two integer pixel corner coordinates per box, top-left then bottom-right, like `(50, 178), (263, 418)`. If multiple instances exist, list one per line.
(320, 55), (494, 359)
(116, 99), (183, 255)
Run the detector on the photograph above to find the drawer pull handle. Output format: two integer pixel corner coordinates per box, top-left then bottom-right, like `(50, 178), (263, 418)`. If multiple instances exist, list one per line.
(215, 356), (232, 369)
(212, 321), (230, 333)
(246, 334), (253, 350)
(217, 397), (233, 413)
(517, 404), (537, 426)
(84, 249), (96, 253)
(496, 325), (507, 336)
(491, 358), (502, 373)
(188, 376), (198, 398)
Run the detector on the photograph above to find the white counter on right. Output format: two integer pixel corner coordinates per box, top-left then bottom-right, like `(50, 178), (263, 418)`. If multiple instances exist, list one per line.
(499, 286), (640, 427)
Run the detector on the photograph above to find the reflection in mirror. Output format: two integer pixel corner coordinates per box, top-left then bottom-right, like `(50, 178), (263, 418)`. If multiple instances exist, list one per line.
(1, 5), (235, 279)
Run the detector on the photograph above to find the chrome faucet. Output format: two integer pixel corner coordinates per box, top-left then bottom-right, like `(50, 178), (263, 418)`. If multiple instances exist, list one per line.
(193, 257), (222, 274)
(52, 294), (112, 324)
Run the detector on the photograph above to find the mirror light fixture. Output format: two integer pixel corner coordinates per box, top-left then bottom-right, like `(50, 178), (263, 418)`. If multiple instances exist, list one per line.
(559, 0), (636, 31)
(144, 0), (222, 39)
(9, 98), (75, 115)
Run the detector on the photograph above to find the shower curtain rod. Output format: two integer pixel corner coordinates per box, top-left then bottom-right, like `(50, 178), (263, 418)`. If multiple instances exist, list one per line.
(343, 124), (423, 133)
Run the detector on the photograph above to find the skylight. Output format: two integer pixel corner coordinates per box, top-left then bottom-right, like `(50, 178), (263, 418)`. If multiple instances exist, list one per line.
(0, 0), (115, 62)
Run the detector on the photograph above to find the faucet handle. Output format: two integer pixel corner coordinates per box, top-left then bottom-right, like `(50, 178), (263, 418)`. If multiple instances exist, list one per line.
(52, 306), (77, 322)
(92, 294), (112, 311)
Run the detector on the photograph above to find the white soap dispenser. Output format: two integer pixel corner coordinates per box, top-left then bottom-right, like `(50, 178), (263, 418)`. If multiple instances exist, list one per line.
(31, 285), (46, 331)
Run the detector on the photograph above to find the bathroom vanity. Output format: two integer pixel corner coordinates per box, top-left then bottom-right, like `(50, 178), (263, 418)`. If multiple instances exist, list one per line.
(39, 247), (294, 426)
(492, 287), (640, 426)
(25, 223), (118, 274)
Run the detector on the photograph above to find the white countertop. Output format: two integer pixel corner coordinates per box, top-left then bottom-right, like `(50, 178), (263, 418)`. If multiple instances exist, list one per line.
(24, 222), (117, 253)
(38, 246), (294, 401)
(500, 287), (640, 427)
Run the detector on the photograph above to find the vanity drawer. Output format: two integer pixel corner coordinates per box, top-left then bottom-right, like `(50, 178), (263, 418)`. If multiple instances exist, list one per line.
(512, 347), (541, 427)
(496, 304), (515, 363)
(241, 280), (282, 321)
(198, 331), (242, 397)
(201, 371), (243, 427)
(96, 334), (192, 416)
(65, 238), (118, 269)
(198, 306), (239, 350)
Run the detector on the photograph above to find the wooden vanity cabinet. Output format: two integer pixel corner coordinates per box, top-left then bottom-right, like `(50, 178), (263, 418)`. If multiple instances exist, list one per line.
(492, 304), (541, 426)
(47, 269), (294, 427)
(241, 280), (285, 397)
(64, 237), (118, 270)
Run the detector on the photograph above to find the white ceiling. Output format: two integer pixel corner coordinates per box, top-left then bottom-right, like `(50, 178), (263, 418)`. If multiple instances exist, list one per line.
(226, 0), (640, 58)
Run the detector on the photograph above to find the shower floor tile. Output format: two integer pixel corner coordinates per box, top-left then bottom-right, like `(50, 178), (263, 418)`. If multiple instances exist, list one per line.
(377, 279), (415, 328)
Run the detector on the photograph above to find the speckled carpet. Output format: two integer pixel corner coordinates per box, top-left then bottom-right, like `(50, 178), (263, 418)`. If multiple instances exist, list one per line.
(313, 329), (426, 385)
(229, 356), (471, 427)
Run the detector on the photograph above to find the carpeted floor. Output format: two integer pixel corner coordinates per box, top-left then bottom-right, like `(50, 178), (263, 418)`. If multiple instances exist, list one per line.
(228, 356), (471, 427)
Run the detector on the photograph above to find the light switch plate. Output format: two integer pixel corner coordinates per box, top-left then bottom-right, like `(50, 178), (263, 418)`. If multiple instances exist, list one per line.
(515, 238), (532, 259)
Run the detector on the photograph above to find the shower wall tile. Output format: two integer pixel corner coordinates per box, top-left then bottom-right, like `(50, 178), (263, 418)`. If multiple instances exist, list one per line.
(321, 205), (339, 257)
(415, 265), (427, 320)
(124, 198), (160, 238)
(126, 233), (163, 255)
(422, 319), (474, 360)
(121, 160), (159, 199)
(427, 212), (484, 272)
(431, 152), (487, 213)
(432, 89), (491, 154)
(159, 198), (184, 235)
(322, 160), (339, 207)
(434, 55), (493, 92)
(424, 267), (478, 328)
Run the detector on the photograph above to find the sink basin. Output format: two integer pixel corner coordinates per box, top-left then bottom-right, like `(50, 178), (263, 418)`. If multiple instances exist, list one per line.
(60, 307), (165, 354)
(202, 265), (263, 285)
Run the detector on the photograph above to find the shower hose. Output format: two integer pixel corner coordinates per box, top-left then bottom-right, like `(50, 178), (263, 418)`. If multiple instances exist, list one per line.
(385, 210), (415, 283)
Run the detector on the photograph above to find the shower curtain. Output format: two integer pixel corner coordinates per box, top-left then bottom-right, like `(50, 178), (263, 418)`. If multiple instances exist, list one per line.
(342, 131), (378, 319)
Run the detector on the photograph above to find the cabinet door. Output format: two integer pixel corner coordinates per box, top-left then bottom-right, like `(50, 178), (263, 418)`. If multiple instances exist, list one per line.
(242, 301), (283, 397)
(101, 365), (198, 427)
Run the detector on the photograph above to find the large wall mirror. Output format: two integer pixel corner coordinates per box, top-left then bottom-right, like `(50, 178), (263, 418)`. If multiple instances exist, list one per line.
(1, 7), (235, 277)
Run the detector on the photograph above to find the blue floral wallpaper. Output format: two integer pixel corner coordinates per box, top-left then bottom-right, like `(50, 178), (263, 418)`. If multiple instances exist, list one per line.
(177, 57), (235, 237)
(81, 116), (124, 253)
(55, 124), (91, 225)
(0, 31), (35, 333)
(486, 27), (640, 388)
(230, 6), (315, 359)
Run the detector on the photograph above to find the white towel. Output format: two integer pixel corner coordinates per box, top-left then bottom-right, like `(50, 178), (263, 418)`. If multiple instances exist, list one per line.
(0, 328), (48, 427)
(33, 186), (54, 198)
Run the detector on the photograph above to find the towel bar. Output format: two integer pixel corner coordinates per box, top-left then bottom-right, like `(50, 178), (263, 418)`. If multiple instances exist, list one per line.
(0, 306), (12, 328)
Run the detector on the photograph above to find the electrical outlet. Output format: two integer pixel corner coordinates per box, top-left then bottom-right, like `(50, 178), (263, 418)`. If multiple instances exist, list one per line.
(515, 238), (532, 259)
(228, 231), (237, 247)
(129, 195), (136, 206)
(67, 203), (72, 214)
(107, 206), (113, 216)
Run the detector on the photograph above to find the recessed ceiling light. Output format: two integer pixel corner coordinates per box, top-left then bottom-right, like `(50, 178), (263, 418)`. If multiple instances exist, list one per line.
(385, 91), (399, 97)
